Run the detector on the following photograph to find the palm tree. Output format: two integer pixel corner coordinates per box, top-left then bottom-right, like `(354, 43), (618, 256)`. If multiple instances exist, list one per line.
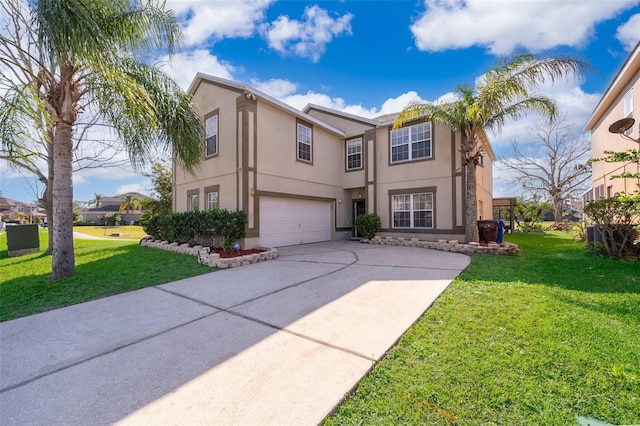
(0, 0), (203, 279)
(93, 193), (102, 209)
(119, 193), (142, 223)
(393, 53), (589, 243)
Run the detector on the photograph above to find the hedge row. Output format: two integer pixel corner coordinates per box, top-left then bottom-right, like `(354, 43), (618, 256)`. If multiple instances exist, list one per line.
(141, 209), (247, 251)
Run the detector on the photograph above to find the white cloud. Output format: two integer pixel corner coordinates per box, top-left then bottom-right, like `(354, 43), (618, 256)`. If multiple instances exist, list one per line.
(166, 0), (273, 46)
(251, 78), (298, 97)
(411, 0), (637, 54)
(488, 78), (601, 148)
(159, 49), (236, 90)
(115, 182), (152, 196)
(616, 13), (640, 51)
(261, 5), (353, 62)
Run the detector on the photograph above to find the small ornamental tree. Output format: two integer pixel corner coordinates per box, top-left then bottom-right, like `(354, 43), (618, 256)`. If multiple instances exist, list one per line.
(514, 197), (552, 233)
(355, 213), (381, 239)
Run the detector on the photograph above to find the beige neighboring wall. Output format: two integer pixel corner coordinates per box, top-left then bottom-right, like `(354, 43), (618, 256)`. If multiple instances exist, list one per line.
(585, 42), (640, 198)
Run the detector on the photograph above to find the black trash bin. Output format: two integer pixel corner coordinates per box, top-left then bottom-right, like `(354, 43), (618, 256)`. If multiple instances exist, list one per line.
(6, 224), (40, 257)
(477, 220), (499, 243)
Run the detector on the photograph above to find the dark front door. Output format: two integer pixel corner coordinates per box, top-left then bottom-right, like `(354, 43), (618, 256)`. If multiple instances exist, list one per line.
(353, 200), (366, 237)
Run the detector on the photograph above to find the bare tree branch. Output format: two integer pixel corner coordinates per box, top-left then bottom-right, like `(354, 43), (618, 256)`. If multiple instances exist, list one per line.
(499, 117), (592, 221)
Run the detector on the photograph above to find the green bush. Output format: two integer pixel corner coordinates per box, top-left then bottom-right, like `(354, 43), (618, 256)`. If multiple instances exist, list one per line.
(584, 194), (640, 259)
(355, 213), (381, 239)
(141, 209), (247, 251)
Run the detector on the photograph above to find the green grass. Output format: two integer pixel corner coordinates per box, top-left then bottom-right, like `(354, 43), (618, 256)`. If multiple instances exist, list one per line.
(325, 232), (640, 425)
(73, 225), (148, 240)
(0, 230), (211, 322)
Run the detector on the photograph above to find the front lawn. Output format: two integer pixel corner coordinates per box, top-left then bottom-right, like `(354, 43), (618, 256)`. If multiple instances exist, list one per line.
(325, 232), (640, 425)
(0, 231), (211, 322)
(73, 225), (149, 240)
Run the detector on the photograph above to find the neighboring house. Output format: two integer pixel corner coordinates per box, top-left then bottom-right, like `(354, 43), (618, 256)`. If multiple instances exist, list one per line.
(585, 42), (640, 201)
(0, 197), (45, 223)
(173, 74), (494, 248)
(82, 192), (149, 224)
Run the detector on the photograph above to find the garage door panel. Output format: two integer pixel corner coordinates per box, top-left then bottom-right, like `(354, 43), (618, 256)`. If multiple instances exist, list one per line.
(260, 197), (331, 247)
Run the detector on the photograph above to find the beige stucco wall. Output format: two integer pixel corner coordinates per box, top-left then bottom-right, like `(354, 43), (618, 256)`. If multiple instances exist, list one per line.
(306, 108), (374, 137)
(174, 80), (241, 212)
(174, 76), (495, 244)
(373, 123), (461, 232)
(590, 74), (640, 197)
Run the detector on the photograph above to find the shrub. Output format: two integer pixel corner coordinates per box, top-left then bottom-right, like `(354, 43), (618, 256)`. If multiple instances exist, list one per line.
(101, 212), (122, 226)
(355, 213), (381, 239)
(584, 193), (640, 259)
(515, 198), (551, 233)
(141, 209), (247, 251)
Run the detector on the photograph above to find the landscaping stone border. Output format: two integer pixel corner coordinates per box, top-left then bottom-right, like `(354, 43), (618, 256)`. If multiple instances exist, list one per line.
(362, 236), (520, 255)
(139, 237), (279, 269)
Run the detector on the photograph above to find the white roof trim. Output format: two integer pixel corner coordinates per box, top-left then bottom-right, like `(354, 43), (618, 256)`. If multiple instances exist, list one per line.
(189, 73), (345, 137)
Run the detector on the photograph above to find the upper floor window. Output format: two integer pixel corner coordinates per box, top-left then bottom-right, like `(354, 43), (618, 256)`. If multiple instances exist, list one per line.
(623, 89), (633, 117)
(346, 137), (363, 170)
(392, 192), (433, 229)
(205, 113), (218, 157)
(207, 191), (219, 211)
(297, 122), (312, 162)
(390, 122), (432, 163)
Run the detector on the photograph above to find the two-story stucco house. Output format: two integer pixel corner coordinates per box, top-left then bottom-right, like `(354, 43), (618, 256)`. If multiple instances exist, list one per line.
(173, 74), (494, 248)
(585, 42), (640, 200)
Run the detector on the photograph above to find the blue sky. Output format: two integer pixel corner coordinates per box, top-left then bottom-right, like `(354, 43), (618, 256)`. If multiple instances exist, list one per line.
(1, 0), (640, 205)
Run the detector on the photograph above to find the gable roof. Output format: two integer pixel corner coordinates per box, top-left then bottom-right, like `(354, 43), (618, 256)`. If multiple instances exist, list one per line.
(303, 104), (381, 126)
(585, 42), (640, 131)
(188, 74), (345, 138)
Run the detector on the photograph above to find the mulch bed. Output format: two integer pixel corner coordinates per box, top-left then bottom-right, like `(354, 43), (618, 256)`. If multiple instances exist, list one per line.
(211, 248), (264, 259)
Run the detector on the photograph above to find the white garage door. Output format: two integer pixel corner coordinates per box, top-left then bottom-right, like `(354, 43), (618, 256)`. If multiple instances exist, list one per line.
(259, 197), (332, 247)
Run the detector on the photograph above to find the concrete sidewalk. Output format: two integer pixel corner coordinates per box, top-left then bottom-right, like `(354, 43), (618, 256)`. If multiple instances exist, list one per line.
(0, 241), (470, 425)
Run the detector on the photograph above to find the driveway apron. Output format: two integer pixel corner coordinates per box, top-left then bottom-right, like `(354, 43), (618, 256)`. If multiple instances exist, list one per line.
(0, 241), (470, 425)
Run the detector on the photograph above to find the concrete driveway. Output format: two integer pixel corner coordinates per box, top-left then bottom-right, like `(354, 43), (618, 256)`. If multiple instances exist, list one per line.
(0, 241), (470, 425)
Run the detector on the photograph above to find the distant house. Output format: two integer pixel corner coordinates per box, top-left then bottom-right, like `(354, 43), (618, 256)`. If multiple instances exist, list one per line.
(81, 192), (149, 225)
(173, 74), (494, 248)
(0, 197), (45, 223)
(584, 42), (640, 200)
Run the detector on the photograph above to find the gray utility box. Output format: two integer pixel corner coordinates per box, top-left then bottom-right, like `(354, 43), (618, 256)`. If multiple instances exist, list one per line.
(6, 224), (40, 257)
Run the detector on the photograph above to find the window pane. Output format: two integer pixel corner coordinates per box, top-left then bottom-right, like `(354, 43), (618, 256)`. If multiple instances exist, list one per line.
(392, 145), (409, 162)
(393, 212), (410, 228)
(206, 135), (217, 157)
(297, 123), (312, 161)
(346, 138), (362, 170)
(391, 128), (409, 146)
(298, 123), (311, 143)
(207, 191), (218, 211)
(298, 142), (311, 161)
(205, 115), (218, 157)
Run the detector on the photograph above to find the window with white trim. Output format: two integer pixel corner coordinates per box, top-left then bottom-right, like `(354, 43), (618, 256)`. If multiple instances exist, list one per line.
(392, 193), (433, 228)
(595, 184), (605, 200)
(623, 89), (633, 117)
(205, 113), (218, 157)
(207, 191), (219, 211)
(390, 122), (431, 163)
(346, 137), (362, 170)
(297, 122), (312, 162)
(188, 193), (199, 211)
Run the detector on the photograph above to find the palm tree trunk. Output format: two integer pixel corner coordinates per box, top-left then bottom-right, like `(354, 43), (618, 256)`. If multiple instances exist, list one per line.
(51, 122), (75, 279)
(465, 163), (479, 243)
(45, 131), (54, 254)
